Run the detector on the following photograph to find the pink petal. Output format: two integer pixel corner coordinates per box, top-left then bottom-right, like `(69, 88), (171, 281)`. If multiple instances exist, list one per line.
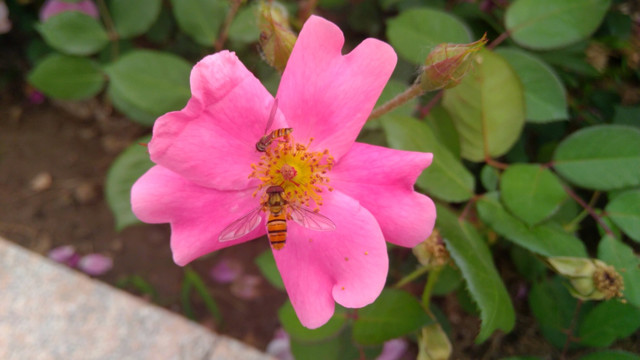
(276, 16), (397, 160)
(48, 245), (77, 265)
(77, 254), (113, 276)
(331, 142), (436, 248)
(40, 0), (99, 22)
(377, 339), (409, 360)
(273, 190), (388, 329)
(131, 166), (267, 265)
(209, 258), (243, 284)
(149, 51), (287, 190)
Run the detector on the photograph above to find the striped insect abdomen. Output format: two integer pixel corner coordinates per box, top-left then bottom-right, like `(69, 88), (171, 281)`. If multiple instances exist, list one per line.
(271, 128), (292, 139)
(256, 128), (293, 152)
(267, 212), (287, 250)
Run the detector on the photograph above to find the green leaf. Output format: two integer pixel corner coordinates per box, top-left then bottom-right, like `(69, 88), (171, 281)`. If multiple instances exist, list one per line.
(598, 236), (640, 307)
(352, 289), (433, 345)
(181, 267), (222, 323)
(289, 326), (382, 360)
(432, 264), (463, 295)
(110, 0), (162, 38)
(170, 0), (228, 47)
(529, 276), (584, 348)
(553, 125), (640, 191)
(228, 4), (260, 44)
(386, 7), (471, 64)
(606, 190), (640, 242)
(500, 164), (568, 226)
(105, 136), (153, 231)
(495, 48), (568, 123)
(579, 351), (640, 360)
(437, 204), (515, 342)
(278, 301), (347, 343)
(613, 105), (640, 128)
(105, 50), (192, 119)
(578, 300), (640, 347)
(255, 250), (284, 290)
(120, 276), (157, 299)
(505, 0), (612, 50)
(480, 165), (499, 191)
(28, 53), (105, 100)
(37, 12), (108, 56)
(426, 105), (460, 157)
(107, 85), (157, 126)
(477, 193), (587, 257)
(146, 6), (175, 44)
(510, 245), (547, 282)
(547, 197), (581, 229)
(381, 115), (474, 202)
(442, 49), (525, 162)
(116, 275), (159, 301)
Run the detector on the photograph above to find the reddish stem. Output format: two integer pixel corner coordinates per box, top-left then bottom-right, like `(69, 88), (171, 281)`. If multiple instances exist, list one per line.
(298, 0), (319, 23)
(485, 157), (509, 170)
(560, 299), (583, 359)
(214, 0), (243, 51)
(459, 195), (480, 221)
(561, 183), (614, 237)
(419, 91), (444, 118)
(486, 30), (510, 50)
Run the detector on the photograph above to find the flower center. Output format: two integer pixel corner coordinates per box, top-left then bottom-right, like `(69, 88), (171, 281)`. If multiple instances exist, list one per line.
(249, 136), (334, 208)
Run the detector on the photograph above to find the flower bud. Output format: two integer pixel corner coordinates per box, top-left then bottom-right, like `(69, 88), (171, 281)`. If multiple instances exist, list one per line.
(418, 323), (452, 360)
(257, 1), (297, 72)
(419, 34), (488, 92)
(412, 229), (450, 268)
(547, 257), (624, 301)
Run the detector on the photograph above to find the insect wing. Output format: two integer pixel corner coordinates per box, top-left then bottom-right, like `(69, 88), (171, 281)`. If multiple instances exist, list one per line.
(263, 98), (279, 134)
(219, 206), (263, 242)
(289, 205), (336, 231)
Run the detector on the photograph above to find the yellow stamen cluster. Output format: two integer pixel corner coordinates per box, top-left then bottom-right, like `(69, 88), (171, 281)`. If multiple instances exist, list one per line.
(249, 135), (334, 208)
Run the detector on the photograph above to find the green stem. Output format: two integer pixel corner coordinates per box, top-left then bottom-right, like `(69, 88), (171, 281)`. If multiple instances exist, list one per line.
(96, 0), (119, 59)
(394, 265), (430, 288)
(368, 82), (424, 120)
(564, 191), (600, 232)
(421, 267), (442, 311)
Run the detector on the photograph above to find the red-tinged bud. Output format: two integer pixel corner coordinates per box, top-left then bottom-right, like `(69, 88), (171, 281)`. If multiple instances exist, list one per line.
(419, 34), (488, 92)
(257, 1), (297, 72)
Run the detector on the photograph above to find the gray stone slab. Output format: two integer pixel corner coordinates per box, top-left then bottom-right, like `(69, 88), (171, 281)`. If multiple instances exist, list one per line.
(0, 237), (274, 360)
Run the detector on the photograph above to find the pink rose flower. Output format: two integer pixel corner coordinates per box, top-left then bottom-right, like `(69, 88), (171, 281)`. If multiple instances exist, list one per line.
(131, 16), (435, 328)
(39, 0), (99, 22)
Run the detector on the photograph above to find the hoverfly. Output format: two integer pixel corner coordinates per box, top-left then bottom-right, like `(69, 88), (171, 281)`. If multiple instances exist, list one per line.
(256, 98), (293, 152)
(218, 185), (335, 250)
